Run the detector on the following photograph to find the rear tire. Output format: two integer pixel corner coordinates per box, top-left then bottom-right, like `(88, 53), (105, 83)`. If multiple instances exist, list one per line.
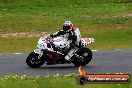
(26, 52), (45, 68)
(73, 47), (92, 66)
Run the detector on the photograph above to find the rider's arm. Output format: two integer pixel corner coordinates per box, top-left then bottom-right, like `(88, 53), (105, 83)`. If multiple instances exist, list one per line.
(50, 30), (65, 37)
(69, 28), (82, 48)
(68, 28), (77, 44)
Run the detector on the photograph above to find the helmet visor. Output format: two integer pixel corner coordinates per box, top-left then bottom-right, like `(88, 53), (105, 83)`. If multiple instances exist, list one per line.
(63, 26), (70, 31)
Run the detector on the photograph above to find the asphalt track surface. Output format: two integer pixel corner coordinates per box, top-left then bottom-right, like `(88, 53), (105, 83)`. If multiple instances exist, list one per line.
(0, 49), (132, 77)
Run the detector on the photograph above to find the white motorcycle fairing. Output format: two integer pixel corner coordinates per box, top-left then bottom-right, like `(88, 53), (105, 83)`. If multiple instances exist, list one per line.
(35, 36), (70, 55)
(81, 38), (94, 46)
(34, 34), (94, 56)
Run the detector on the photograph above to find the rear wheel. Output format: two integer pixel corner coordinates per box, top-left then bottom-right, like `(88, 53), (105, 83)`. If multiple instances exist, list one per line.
(73, 48), (92, 66)
(26, 52), (45, 68)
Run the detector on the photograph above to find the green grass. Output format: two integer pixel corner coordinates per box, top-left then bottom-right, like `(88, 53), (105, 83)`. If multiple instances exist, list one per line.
(0, 37), (38, 53)
(0, 75), (131, 88)
(0, 0), (132, 53)
(0, 28), (132, 53)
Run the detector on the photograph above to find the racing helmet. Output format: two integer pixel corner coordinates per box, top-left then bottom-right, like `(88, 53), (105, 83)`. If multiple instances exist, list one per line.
(63, 21), (73, 32)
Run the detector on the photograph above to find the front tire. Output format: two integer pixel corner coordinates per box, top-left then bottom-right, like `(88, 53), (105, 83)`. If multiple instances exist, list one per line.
(73, 48), (92, 66)
(26, 52), (45, 68)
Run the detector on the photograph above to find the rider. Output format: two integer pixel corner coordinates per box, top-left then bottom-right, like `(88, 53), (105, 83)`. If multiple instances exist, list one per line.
(48, 21), (82, 61)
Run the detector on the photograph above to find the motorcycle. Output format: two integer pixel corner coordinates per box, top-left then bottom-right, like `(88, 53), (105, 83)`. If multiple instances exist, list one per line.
(26, 32), (94, 68)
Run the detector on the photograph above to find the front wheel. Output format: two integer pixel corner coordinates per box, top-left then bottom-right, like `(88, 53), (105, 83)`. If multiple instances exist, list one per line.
(73, 47), (92, 66)
(26, 52), (45, 68)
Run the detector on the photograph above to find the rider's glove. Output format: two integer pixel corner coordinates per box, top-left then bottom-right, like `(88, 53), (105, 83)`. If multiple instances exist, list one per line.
(50, 34), (54, 38)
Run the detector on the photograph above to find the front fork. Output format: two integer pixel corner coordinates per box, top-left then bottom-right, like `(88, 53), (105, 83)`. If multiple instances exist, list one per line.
(34, 49), (43, 59)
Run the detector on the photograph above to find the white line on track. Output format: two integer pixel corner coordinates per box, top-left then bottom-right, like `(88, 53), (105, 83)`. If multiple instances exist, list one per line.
(13, 53), (22, 55)
(115, 49), (122, 50)
(92, 50), (99, 51)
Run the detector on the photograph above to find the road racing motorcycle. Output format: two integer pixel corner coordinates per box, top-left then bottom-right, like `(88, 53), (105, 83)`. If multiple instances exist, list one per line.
(26, 31), (94, 68)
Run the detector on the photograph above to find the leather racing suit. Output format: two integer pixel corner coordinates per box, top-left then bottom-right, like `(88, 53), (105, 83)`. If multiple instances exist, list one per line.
(50, 28), (81, 61)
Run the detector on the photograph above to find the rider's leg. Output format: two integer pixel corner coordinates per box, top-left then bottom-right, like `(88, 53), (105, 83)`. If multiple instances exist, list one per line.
(64, 46), (78, 61)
